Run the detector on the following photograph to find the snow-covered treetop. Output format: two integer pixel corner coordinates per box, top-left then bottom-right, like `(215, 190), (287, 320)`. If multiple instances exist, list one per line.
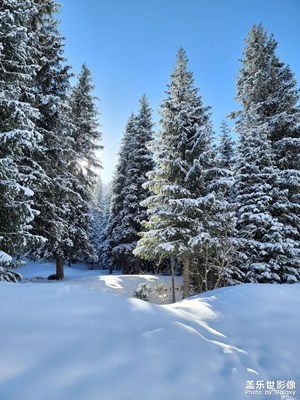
(232, 23), (300, 139)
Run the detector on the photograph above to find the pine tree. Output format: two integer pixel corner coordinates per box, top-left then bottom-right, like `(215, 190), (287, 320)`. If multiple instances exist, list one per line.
(134, 48), (232, 297)
(66, 64), (103, 263)
(231, 24), (300, 283)
(106, 100), (153, 274)
(186, 124), (235, 293)
(109, 96), (154, 274)
(0, 0), (44, 261)
(206, 121), (237, 289)
(69, 64), (102, 184)
(215, 120), (235, 206)
(234, 23), (300, 234)
(106, 114), (137, 273)
(232, 114), (296, 282)
(90, 177), (111, 269)
(234, 24), (299, 148)
(218, 120), (235, 170)
(29, 0), (76, 279)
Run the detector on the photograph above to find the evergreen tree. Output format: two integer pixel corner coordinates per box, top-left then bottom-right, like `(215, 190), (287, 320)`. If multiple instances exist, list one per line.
(218, 120), (235, 170)
(97, 189), (112, 269)
(90, 177), (111, 269)
(186, 123), (235, 293)
(215, 120), (235, 221)
(106, 114), (137, 273)
(134, 49), (233, 297)
(233, 23), (300, 234)
(106, 100), (153, 274)
(234, 24), (300, 149)
(29, 0), (76, 279)
(231, 113), (299, 283)
(231, 24), (300, 283)
(66, 64), (103, 263)
(69, 64), (102, 184)
(109, 96), (154, 274)
(0, 0), (44, 260)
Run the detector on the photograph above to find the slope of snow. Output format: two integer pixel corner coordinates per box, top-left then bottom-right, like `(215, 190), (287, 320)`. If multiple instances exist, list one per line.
(0, 262), (299, 400)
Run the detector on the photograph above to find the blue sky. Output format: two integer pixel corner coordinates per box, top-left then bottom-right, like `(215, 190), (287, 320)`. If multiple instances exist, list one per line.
(59, 0), (300, 183)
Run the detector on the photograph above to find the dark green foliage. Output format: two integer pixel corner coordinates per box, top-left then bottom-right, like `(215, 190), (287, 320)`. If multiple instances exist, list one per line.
(230, 24), (300, 284)
(107, 97), (154, 272)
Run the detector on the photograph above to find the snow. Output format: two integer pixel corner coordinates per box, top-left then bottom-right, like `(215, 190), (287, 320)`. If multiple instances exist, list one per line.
(16, 183), (34, 197)
(0, 261), (299, 400)
(0, 251), (12, 264)
(16, 261), (183, 303)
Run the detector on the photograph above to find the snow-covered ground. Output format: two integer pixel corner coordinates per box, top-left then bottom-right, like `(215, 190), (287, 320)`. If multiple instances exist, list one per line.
(0, 261), (299, 400)
(17, 260), (184, 303)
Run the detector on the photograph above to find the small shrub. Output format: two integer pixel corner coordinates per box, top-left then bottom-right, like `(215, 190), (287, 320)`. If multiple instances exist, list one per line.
(134, 283), (152, 301)
(150, 283), (169, 304)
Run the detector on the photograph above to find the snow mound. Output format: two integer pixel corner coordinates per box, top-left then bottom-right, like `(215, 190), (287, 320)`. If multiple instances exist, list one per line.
(0, 263), (299, 400)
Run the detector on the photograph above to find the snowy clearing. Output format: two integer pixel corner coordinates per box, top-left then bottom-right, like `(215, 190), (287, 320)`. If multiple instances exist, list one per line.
(16, 261), (183, 303)
(0, 262), (299, 400)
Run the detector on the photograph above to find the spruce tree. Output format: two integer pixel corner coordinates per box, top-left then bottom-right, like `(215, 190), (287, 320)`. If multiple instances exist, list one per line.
(215, 120), (235, 207)
(69, 64), (102, 185)
(67, 64), (103, 263)
(90, 177), (111, 269)
(231, 24), (300, 283)
(134, 49), (232, 297)
(186, 125), (235, 293)
(109, 96), (154, 274)
(234, 24), (300, 149)
(218, 120), (235, 170)
(234, 23), (300, 232)
(230, 111), (299, 283)
(106, 114), (137, 273)
(29, 0), (76, 279)
(0, 0), (43, 260)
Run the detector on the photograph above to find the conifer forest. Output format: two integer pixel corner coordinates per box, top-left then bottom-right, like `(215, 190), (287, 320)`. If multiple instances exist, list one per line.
(1, 1), (300, 300)
(1, 2), (300, 400)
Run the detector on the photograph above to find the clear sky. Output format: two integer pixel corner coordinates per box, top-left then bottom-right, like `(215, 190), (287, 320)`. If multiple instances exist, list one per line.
(59, 0), (300, 183)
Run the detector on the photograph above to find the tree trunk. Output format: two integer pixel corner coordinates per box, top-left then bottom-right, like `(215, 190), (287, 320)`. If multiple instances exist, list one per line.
(134, 259), (140, 275)
(109, 259), (114, 274)
(170, 257), (176, 303)
(123, 259), (130, 275)
(182, 255), (190, 299)
(56, 256), (64, 280)
(214, 258), (225, 289)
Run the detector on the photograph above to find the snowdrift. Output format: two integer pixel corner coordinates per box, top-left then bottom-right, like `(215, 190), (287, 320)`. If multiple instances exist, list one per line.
(0, 263), (299, 400)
